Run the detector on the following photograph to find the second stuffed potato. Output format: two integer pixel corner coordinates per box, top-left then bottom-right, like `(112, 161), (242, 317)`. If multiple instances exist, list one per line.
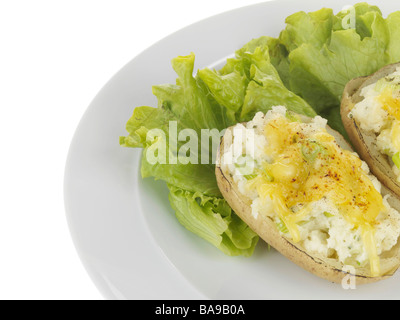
(341, 62), (400, 198)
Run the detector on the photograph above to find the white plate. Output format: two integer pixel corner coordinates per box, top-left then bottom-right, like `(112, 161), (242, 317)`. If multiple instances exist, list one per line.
(64, 0), (400, 300)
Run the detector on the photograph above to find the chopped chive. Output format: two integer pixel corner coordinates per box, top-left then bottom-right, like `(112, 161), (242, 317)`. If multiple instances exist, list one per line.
(263, 171), (274, 182)
(301, 140), (323, 162)
(244, 174), (258, 180)
(296, 220), (309, 226)
(323, 211), (334, 218)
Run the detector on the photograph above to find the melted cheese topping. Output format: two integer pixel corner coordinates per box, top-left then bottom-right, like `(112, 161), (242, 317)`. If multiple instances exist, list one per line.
(247, 116), (384, 276)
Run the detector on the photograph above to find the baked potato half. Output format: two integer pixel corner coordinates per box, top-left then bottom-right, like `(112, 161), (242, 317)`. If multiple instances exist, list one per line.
(216, 107), (400, 284)
(341, 62), (400, 198)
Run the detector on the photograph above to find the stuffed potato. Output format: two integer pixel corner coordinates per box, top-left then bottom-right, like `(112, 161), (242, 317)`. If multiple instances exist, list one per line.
(216, 106), (400, 284)
(341, 62), (400, 199)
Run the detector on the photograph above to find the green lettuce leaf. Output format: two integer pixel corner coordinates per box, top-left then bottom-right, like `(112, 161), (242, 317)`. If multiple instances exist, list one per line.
(121, 44), (314, 257)
(274, 3), (397, 135)
(386, 11), (400, 63)
(333, 3), (382, 36)
(264, 37), (291, 89)
(284, 4), (388, 108)
(198, 36), (316, 123)
(120, 53), (258, 255)
(121, 101), (221, 197)
(168, 185), (258, 257)
(154, 53), (222, 132)
(279, 8), (334, 52)
(240, 64), (316, 121)
(197, 68), (247, 114)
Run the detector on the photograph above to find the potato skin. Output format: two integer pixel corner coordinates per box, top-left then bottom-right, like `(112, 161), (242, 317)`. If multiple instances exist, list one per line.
(216, 124), (396, 284)
(341, 63), (400, 199)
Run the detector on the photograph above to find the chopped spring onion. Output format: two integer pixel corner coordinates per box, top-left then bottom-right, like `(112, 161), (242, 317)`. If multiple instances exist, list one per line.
(263, 170), (274, 182)
(244, 173), (258, 180)
(323, 211), (334, 218)
(393, 152), (400, 169)
(276, 218), (289, 234)
(301, 140), (323, 162)
(296, 220), (309, 226)
(286, 111), (301, 123)
(235, 155), (257, 176)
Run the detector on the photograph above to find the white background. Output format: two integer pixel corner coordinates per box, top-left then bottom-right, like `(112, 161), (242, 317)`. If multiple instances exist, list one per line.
(0, 0), (269, 300)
